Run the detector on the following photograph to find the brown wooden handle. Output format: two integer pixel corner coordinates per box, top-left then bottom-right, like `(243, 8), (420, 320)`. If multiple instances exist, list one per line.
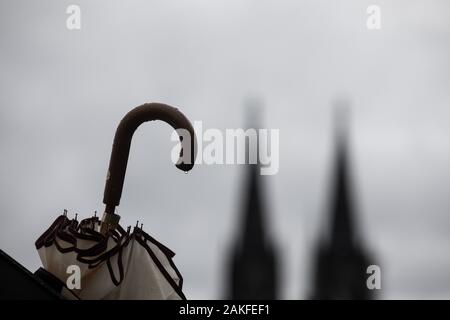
(103, 103), (197, 215)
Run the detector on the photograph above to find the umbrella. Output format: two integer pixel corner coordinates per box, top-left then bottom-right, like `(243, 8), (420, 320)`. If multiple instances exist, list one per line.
(35, 103), (196, 300)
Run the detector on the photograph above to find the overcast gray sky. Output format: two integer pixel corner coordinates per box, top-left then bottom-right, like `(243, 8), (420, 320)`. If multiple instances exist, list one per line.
(1, 0), (450, 299)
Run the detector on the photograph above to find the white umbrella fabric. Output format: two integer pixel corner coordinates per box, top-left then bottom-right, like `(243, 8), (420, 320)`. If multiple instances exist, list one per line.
(36, 214), (185, 300)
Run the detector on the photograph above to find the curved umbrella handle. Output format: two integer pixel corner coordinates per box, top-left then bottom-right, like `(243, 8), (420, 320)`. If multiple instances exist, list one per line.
(101, 103), (196, 233)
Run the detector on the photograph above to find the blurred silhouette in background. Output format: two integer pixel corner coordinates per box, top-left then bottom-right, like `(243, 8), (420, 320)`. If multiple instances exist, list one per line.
(226, 104), (279, 299)
(225, 103), (377, 300)
(310, 105), (374, 299)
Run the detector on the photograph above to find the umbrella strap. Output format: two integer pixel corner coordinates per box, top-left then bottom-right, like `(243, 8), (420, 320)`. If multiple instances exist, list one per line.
(106, 246), (125, 286)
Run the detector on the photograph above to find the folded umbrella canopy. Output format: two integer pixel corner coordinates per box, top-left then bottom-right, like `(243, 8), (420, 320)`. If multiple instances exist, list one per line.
(35, 103), (196, 300)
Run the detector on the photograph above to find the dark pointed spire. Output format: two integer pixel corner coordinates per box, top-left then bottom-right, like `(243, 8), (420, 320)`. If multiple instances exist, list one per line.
(240, 102), (266, 250)
(241, 161), (266, 249)
(311, 103), (373, 300)
(329, 105), (355, 248)
(227, 101), (277, 300)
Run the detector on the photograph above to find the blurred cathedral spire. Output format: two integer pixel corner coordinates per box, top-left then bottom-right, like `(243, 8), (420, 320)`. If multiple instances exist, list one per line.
(227, 100), (278, 299)
(330, 103), (355, 247)
(310, 102), (374, 299)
